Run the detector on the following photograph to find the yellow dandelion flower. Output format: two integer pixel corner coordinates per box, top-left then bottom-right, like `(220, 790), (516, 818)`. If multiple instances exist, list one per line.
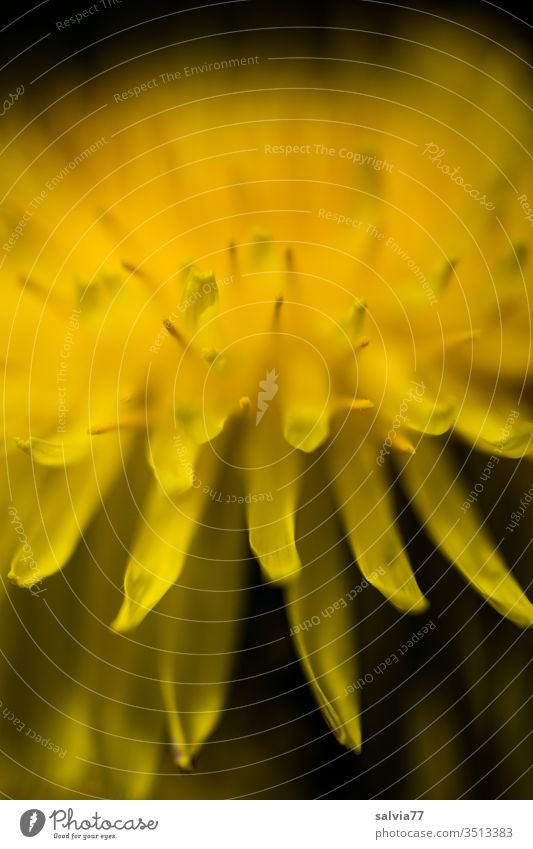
(1, 18), (532, 794)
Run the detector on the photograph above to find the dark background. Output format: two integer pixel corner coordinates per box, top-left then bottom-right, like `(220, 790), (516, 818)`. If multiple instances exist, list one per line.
(1, 0), (532, 799)
(1, 0), (532, 80)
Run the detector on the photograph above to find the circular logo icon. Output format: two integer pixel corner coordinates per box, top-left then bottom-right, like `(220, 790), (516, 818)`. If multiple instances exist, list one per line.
(20, 810), (46, 837)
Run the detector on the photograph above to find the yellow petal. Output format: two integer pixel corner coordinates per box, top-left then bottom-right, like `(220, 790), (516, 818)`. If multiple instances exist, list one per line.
(244, 418), (302, 583)
(9, 434), (127, 587)
(329, 429), (428, 613)
(453, 397), (533, 458)
(75, 490), (163, 797)
(402, 391), (456, 436)
(92, 657), (164, 798)
(286, 466), (361, 752)
(158, 498), (247, 770)
(400, 438), (533, 626)
(280, 340), (332, 452)
(283, 406), (331, 453)
(112, 445), (220, 632)
(147, 419), (198, 497)
(174, 402), (226, 444)
(111, 483), (205, 633)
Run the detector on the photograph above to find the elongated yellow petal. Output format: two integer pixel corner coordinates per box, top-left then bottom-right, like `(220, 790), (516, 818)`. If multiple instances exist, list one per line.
(244, 418), (302, 583)
(113, 436), (226, 631)
(283, 406), (331, 453)
(360, 356), (455, 437)
(77, 491), (164, 798)
(147, 419), (198, 497)
(286, 466), (361, 751)
(111, 480), (206, 633)
(402, 391), (456, 436)
(329, 428), (428, 613)
(280, 338), (332, 453)
(9, 435), (127, 587)
(157, 501), (247, 770)
(454, 397), (533, 458)
(399, 438), (533, 625)
(91, 655), (164, 798)
(174, 403), (227, 445)
(44, 694), (96, 793)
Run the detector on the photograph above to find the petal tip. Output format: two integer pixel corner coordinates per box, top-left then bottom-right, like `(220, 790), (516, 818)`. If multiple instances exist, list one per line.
(253, 543), (302, 584)
(171, 742), (196, 772)
(111, 600), (146, 634)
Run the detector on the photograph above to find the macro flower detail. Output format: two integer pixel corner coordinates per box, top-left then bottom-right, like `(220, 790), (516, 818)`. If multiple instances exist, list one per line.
(1, 26), (532, 794)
